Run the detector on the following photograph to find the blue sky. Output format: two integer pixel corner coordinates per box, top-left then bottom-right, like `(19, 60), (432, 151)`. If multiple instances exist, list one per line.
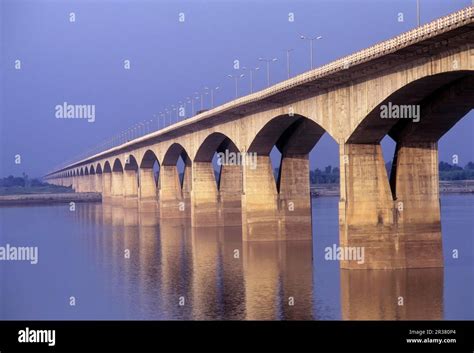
(1, 0), (473, 177)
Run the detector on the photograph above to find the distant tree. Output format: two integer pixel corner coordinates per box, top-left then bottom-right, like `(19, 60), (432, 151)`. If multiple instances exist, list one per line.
(465, 162), (474, 170)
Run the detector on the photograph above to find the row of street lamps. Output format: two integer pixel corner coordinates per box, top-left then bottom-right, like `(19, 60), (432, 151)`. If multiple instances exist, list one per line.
(58, 32), (325, 171)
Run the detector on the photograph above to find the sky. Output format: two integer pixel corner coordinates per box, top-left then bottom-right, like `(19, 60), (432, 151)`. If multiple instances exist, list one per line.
(1, 0), (473, 178)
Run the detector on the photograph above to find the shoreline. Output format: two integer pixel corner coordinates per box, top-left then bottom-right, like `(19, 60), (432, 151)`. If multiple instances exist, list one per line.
(0, 192), (101, 206)
(311, 180), (474, 197)
(0, 180), (473, 205)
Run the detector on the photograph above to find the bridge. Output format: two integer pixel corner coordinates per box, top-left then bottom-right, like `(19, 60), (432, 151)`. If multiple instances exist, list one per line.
(45, 7), (474, 270)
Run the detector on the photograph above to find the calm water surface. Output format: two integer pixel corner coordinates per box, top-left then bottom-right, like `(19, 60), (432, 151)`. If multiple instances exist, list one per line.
(0, 194), (473, 320)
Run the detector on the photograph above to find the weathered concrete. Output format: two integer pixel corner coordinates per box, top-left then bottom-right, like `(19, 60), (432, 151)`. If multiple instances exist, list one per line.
(139, 168), (157, 200)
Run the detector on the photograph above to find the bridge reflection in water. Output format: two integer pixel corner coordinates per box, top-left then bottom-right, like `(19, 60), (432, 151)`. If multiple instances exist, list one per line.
(74, 201), (443, 320)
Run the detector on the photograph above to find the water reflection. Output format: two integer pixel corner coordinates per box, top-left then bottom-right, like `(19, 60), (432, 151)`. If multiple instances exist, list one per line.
(341, 268), (443, 320)
(71, 201), (445, 320)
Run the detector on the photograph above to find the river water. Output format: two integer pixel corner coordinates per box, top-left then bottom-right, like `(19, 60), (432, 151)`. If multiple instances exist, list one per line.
(0, 194), (472, 320)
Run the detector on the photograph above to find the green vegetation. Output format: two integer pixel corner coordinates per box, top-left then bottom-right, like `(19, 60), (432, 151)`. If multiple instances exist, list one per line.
(0, 174), (72, 195)
(306, 161), (474, 185)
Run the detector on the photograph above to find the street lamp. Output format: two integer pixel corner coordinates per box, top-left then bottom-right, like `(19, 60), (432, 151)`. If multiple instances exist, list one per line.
(242, 67), (259, 93)
(416, 0), (420, 27)
(160, 112), (165, 129)
(164, 108), (170, 126)
(300, 34), (322, 69)
(199, 90), (209, 111)
(204, 86), (219, 108)
(258, 57), (277, 86)
(186, 97), (194, 117)
(227, 73), (245, 98)
(284, 49), (294, 79)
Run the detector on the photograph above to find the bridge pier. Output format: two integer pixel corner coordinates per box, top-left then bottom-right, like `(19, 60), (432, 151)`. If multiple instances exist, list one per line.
(94, 173), (102, 193)
(339, 143), (442, 269)
(124, 169), (137, 197)
(277, 153), (312, 238)
(139, 168), (157, 200)
(389, 140), (443, 268)
(241, 155), (279, 241)
(88, 174), (95, 193)
(123, 169), (138, 207)
(111, 171), (124, 202)
(191, 162), (219, 227)
(159, 165), (186, 219)
(77, 176), (86, 192)
(218, 164), (243, 226)
(102, 172), (112, 201)
(339, 143), (398, 269)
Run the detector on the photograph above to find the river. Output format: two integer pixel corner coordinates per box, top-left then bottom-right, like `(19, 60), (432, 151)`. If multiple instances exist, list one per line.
(0, 194), (472, 320)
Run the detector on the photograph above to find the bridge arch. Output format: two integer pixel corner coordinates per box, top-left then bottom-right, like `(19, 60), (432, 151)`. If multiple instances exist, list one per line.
(160, 143), (192, 218)
(348, 71), (474, 144)
(242, 113), (328, 240)
(193, 132), (243, 225)
(111, 158), (124, 197)
(101, 161), (112, 198)
(139, 150), (160, 199)
(340, 71), (474, 269)
(123, 154), (139, 198)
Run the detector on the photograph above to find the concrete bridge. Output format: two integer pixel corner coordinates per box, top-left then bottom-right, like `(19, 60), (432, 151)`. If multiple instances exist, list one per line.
(45, 7), (474, 270)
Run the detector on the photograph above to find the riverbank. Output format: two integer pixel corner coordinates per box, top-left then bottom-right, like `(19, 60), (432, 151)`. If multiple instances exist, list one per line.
(311, 180), (474, 197)
(0, 180), (473, 205)
(0, 192), (101, 205)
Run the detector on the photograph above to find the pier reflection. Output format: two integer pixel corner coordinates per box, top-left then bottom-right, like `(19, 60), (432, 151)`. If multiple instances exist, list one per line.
(340, 268), (443, 320)
(73, 202), (444, 320)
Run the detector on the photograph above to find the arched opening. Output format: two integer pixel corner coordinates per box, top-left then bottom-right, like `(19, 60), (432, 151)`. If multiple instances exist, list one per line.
(123, 154), (139, 199)
(139, 150), (160, 200)
(93, 163), (103, 193)
(246, 114), (327, 241)
(161, 143), (192, 218)
(194, 132), (242, 226)
(102, 161), (112, 199)
(342, 71), (474, 269)
(111, 158), (124, 198)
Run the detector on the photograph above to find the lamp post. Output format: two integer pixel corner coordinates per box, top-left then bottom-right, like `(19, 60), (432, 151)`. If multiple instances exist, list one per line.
(284, 49), (294, 78)
(204, 86), (219, 108)
(416, 0), (420, 27)
(242, 67), (259, 93)
(199, 90), (208, 111)
(258, 57), (277, 86)
(187, 97), (194, 117)
(227, 73), (245, 98)
(300, 34), (322, 69)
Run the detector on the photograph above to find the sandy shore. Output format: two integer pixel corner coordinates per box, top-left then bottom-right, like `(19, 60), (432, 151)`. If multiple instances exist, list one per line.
(0, 192), (102, 205)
